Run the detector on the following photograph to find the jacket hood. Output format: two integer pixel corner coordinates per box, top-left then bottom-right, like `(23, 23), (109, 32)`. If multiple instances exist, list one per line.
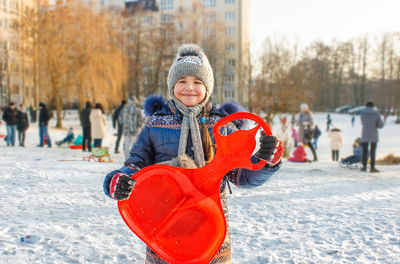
(143, 95), (248, 129)
(363, 106), (377, 115)
(91, 108), (102, 116)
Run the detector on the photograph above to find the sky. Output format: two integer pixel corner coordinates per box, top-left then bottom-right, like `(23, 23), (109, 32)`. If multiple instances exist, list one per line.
(249, 0), (400, 55)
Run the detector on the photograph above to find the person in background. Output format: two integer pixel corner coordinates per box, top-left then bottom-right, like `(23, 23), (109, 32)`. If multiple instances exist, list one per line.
(360, 101), (384, 173)
(56, 127), (75, 146)
(29, 105), (37, 123)
(38, 102), (52, 147)
(383, 111), (389, 124)
(2, 102), (18, 146)
(328, 128), (343, 161)
(119, 96), (144, 159)
(298, 103), (317, 161)
(351, 115), (355, 127)
(291, 127), (299, 147)
(340, 138), (362, 165)
(288, 143), (311, 163)
(290, 113), (296, 128)
(326, 113), (332, 131)
(312, 125), (321, 150)
(17, 104), (29, 147)
(80, 101), (92, 152)
(90, 103), (106, 148)
(113, 100), (127, 154)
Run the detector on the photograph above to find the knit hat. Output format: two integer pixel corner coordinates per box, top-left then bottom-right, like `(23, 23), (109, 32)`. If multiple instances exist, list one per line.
(167, 44), (214, 107)
(300, 103), (309, 111)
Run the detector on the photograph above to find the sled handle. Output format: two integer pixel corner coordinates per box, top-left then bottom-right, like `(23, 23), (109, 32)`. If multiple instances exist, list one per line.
(213, 112), (272, 170)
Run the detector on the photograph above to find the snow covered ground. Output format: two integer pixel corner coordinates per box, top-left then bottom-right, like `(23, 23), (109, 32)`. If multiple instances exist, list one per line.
(0, 112), (399, 263)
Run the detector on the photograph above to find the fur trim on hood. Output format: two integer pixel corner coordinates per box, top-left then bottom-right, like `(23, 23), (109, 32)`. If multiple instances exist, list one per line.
(143, 95), (166, 116)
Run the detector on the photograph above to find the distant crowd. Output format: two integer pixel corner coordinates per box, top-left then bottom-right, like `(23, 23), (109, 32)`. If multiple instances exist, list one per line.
(288, 101), (384, 173)
(1, 99), (385, 172)
(1, 97), (144, 159)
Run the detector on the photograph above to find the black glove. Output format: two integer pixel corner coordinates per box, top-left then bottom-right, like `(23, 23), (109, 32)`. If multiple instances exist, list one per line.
(109, 173), (136, 200)
(255, 131), (284, 166)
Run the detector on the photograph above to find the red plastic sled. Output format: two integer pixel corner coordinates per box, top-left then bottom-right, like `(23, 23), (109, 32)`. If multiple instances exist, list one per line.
(69, 144), (82, 150)
(118, 112), (272, 264)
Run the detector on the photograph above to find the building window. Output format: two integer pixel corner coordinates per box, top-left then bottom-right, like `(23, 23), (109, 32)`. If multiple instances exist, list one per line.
(160, 0), (173, 10)
(224, 12), (235, 20)
(205, 11), (216, 23)
(225, 43), (235, 52)
(224, 73), (235, 82)
(142, 16), (152, 23)
(224, 90), (234, 98)
(225, 58), (235, 67)
(225, 0), (235, 4)
(0, 0), (6, 11)
(160, 13), (173, 24)
(203, 0), (216, 8)
(203, 27), (215, 37)
(226, 27), (235, 35)
(11, 0), (19, 13)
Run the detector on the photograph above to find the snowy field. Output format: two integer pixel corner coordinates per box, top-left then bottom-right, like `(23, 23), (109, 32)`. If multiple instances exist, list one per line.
(0, 111), (399, 263)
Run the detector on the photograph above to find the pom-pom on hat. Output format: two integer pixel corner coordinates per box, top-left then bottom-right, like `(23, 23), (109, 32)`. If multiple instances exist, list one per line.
(167, 44), (214, 107)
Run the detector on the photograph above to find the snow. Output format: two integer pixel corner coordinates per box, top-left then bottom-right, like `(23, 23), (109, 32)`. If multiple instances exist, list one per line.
(0, 112), (399, 263)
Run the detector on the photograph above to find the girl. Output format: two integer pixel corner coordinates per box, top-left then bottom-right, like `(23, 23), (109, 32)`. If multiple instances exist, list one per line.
(328, 127), (343, 161)
(103, 44), (283, 264)
(90, 103), (106, 148)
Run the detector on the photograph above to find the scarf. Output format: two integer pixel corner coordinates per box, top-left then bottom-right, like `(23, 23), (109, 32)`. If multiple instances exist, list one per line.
(173, 99), (205, 168)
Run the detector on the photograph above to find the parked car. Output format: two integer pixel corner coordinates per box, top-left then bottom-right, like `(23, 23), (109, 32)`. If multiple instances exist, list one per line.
(348, 106), (366, 115)
(334, 105), (358, 113)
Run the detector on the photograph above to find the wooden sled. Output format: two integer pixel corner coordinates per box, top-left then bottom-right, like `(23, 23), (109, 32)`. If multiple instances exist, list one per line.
(83, 147), (113, 162)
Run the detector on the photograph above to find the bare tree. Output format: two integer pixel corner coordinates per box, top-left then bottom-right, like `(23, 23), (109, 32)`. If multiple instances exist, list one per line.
(254, 35), (301, 116)
(0, 39), (9, 106)
(33, 0), (127, 127)
(348, 37), (369, 105)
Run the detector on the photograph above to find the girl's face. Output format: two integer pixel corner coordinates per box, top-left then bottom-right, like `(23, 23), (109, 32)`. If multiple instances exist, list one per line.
(173, 76), (206, 107)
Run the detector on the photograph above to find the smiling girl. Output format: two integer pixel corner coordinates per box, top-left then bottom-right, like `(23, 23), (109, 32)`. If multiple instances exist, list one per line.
(103, 44), (283, 263)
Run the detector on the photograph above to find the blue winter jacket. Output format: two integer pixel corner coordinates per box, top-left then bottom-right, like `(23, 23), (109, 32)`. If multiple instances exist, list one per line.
(353, 145), (362, 158)
(103, 96), (281, 198)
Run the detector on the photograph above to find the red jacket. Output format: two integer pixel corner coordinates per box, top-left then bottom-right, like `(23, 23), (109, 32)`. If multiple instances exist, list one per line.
(288, 144), (308, 162)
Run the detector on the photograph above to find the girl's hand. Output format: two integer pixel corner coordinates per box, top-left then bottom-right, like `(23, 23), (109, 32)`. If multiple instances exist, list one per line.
(255, 132), (284, 166)
(109, 173), (136, 200)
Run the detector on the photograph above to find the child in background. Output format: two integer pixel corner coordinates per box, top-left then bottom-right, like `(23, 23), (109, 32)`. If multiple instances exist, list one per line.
(312, 125), (321, 150)
(56, 127), (75, 146)
(291, 127), (299, 147)
(288, 143), (311, 162)
(103, 44), (283, 263)
(328, 128), (343, 161)
(340, 138), (362, 165)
